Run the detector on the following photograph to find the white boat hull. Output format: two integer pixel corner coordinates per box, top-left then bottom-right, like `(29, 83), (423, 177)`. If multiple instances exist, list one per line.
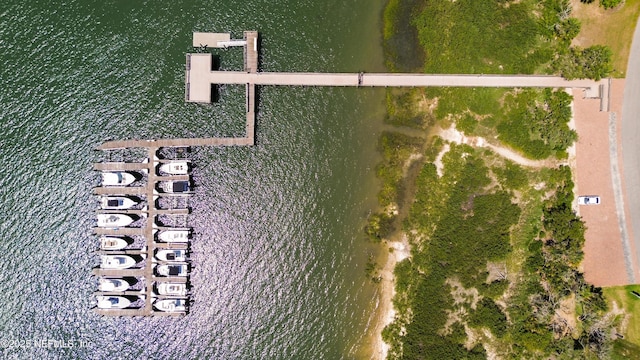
(155, 249), (187, 262)
(158, 230), (190, 243)
(156, 283), (187, 296)
(97, 296), (131, 309)
(159, 162), (189, 175)
(101, 172), (136, 186)
(98, 278), (131, 292)
(154, 299), (186, 312)
(159, 181), (191, 193)
(101, 255), (137, 270)
(101, 196), (137, 210)
(156, 264), (188, 277)
(97, 214), (134, 228)
(100, 236), (129, 250)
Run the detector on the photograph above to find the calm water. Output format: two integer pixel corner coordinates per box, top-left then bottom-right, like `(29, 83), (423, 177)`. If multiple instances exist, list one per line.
(0, 0), (388, 358)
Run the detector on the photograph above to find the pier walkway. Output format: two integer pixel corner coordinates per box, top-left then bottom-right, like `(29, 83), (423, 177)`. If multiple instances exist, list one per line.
(101, 30), (606, 150)
(190, 70), (603, 91)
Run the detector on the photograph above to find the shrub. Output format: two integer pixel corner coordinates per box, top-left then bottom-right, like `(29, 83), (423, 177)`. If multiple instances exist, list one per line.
(365, 212), (395, 241)
(554, 45), (613, 80)
(469, 298), (508, 337)
(457, 113), (478, 135)
(497, 89), (576, 159)
(601, 0), (623, 9)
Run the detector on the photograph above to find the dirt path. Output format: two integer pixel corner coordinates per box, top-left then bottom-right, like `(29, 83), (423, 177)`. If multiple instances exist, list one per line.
(436, 125), (566, 168)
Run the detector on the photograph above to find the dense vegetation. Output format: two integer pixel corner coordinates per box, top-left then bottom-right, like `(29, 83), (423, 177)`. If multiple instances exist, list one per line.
(382, 144), (519, 359)
(580, 1), (625, 12)
(383, 0), (612, 80)
(507, 167), (614, 358)
(497, 88), (576, 159)
(365, 131), (424, 241)
(383, 150), (615, 358)
(553, 45), (614, 81)
(413, 1), (542, 75)
(372, 0), (622, 358)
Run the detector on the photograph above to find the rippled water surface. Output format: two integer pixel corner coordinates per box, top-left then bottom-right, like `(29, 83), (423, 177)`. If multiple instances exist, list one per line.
(0, 0), (388, 358)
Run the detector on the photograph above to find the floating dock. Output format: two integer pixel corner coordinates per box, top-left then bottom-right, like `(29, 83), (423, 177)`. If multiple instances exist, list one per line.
(92, 147), (192, 317)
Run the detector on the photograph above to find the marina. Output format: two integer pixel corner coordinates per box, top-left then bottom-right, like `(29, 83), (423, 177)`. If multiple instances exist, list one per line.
(92, 146), (193, 317)
(92, 31), (610, 317)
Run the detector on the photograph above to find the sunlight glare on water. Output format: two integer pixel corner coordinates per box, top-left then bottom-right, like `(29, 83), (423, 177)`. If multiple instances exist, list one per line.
(0, 0), (387, 358)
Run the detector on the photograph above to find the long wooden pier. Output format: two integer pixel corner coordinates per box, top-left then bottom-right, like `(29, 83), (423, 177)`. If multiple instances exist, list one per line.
(97, 30), (607, 151)
(189, 71), (604, 90)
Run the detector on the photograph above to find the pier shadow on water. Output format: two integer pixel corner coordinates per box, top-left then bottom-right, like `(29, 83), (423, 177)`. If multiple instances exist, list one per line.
(211, 54), (221, 71)
(257, 35), (264, 72)
(252, 85), (263, 145)
(210, 55), (221, 103)
(210, 84), (220, 103)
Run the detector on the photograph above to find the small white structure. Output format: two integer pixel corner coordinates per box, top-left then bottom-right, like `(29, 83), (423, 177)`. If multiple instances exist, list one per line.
(192, 32), (246, 48)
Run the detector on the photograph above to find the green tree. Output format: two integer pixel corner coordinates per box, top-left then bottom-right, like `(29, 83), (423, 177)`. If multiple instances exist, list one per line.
(555, 45), (613, 80)
(580, 45), (614, 80)
(365, 212), (395, 240)
(554, 18), (581, 44)
(469, 298), (508, 337)
(601, 0), (623, 9)
(530, 89), (577, 151)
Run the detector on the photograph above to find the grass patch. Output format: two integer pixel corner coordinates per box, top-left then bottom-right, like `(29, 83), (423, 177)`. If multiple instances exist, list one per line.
(604, 285), (640, 345)
(426, 87), (505, 119)
(611, 338), (640, 360)
(413, 0), (544, 74)
(493, 160), (529, 190)
(571, 0), (640, 77)
(385, 88), (434, 128)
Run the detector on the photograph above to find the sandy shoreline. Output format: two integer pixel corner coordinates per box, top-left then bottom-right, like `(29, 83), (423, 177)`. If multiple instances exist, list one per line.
(369, 236), (411, 359)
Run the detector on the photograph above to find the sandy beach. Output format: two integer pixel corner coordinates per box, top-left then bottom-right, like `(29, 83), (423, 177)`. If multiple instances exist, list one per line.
(368, 236), (411, 359)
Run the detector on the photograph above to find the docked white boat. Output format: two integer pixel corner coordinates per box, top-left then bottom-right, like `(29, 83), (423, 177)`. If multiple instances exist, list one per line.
(159, 180), (191, 193)
(98, 278), (131, 292)
(153, 298), (186, 312)
(157, 230), (190, 243)
(97, 296), (131, 309)
(101, 196), (138, 210)
(97, 214), (134, 228)
(100, 236), (129, 250)
(155, 249), (187, 262)
(101, 255), (137, 270)
(101, 171), (136, 186)
(156, 263), (188, 277)
(159, 162), (189, 175)
(156, 282), (187, 296)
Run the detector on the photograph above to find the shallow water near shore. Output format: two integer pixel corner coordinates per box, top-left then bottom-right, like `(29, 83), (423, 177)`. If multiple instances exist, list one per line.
(0, 0), (388, 358)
